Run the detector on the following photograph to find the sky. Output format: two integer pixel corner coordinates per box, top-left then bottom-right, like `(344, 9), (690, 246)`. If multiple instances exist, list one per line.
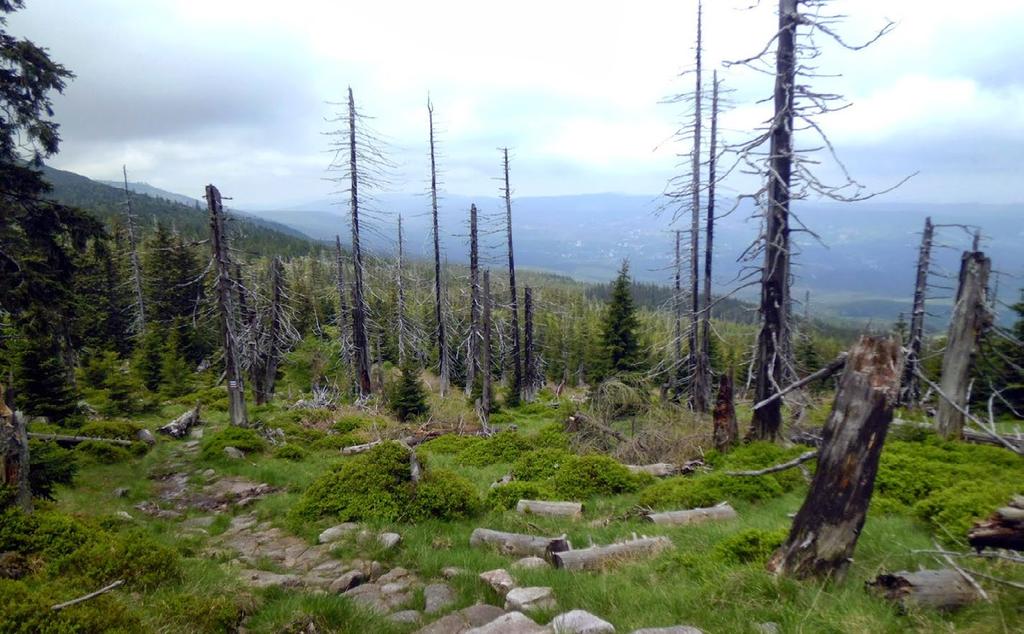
(10, 0), (1024, 209)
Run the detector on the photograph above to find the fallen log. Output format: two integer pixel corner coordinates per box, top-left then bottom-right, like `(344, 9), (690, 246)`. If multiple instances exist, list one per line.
(968, 502), (1024, 552)
(516, 500), (583, 519)
(626, 463), (678, 478)
(341, 440), (382, 455)
(752, 353), (847, 411)
(157, 404), (201, 439)
(565, 412), (626, 442)
(644, 502), (737, 526)
(51, 579), (125, 611)
(469, 528), (570, 559)
(726, 450), (816, 477)
(867, 569), (980, 611)
(551, 536), (672, 571)
(26, 432), (133, 447)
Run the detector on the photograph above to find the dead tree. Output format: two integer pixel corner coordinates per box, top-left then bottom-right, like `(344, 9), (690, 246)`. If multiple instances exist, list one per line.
(696, 71), (721, 412)
(252, 257), (288, 404)
(523, 286), (537, 402)
(767, 335), (903, 580)
(121, 165), (146, 333)
(936, 251), (992, 439)
(428, 98), (449, 396)
(1, 386), (31, 512)
(673, 229), (684, 397)
(501, 148), (523, 402)
(206, 184), (248, 427)
(688, 0), (707, 413)
(334, 235), (351, 367)
(900, 217), (934, 406)
(712, 372), (738, 452)
(396, 214), (408, 366)
(466, 204), (480, 396)
(480, 270), (493, 429)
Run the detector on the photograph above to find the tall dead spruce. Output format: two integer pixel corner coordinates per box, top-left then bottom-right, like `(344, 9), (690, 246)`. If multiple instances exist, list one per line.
(501, 148), (523, 403)
(900, 217), (934, 405)
(428, 98), (450, 396)
(697, 71), (721, 410)
(334, 235), (351, 368)
(688, 1), (707, 412)
(768, 335), (903, 580)
(121, 165), (146, 333)
(523, 286), (537, 401)
(466, 204), (481, 396)
(250, 257), (295, 405)
(480, 270), (493, 430)
(206, 184), (248, 427)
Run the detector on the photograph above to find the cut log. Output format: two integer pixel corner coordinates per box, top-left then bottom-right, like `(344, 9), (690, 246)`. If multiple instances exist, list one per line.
(968, 502), (1024, 552)
(551, 536), (672, 571)
(767, 335), (903, 581)
(516, 500), (583, 519)
(644, 502), (737, 526)
(157, 404), (202, 439)
(469, 528), (570, 559)
(341, 440), (382, 455)
(26, 432), (133, 447)
(867, 569), (980, 611)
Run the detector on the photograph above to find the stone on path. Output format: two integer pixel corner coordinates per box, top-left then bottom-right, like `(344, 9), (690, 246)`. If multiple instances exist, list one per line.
(238, 569), (302, 589)
(389, 610), (423, 624)
(552, 610), (615, 633)
(466, 612), (548, 634)
(631, 627), (704, 634)
(328, 570), (365, 593)
(479, 568), (516, 596)
(504, 586), (556, 612)
(223, 446), (244, 459)
(378, 531), (402, 550)
(512, 556), (549, 570)
(424, 582), (456, 614)
(318, 523), (359, 544)
(413, 604), (507, 634)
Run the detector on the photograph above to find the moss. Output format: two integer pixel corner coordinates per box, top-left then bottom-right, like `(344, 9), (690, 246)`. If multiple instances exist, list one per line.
(639, 473), (784, 510)
(274, 444), (308, 461)
(511, 448), (573, 481)
(485, 481), (558, 510)
(201, 426), (267, 460)
(551, 454), (651, 500)
(409, 469), (483, 521)
(713, 528), (788, 565)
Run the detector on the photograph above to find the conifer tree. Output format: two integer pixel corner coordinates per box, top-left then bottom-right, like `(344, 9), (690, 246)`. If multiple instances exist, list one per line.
(597, 260), (643, 381)
(160, 321), (193, 397)
(389, 363), (429, 422)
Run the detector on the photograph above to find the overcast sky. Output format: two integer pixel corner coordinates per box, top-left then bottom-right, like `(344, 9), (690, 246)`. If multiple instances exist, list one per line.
(10, 0), (1024, 209)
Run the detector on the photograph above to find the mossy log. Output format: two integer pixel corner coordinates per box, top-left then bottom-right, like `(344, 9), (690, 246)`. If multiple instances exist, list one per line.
(157, 404), (202, 438)
(968, 497), (1024, 552)
(868, 569), (980, 610)
(26, 432), (133, 447)
(551, 536), (672, 571)
(469, 528), (570, 559)
(644, 502), (737, 526)
(516, 499), (583, 518)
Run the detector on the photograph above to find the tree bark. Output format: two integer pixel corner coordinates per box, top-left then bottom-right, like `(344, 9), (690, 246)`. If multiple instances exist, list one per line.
(480, 270), (493, 429)
(334, 235), (352, 368)
(348, 88), (373, 397)
(868, 570), (980, 611)
(502, 148), (523, 402)
(428, 98), (449, 396)
(936, 251), (991, 439)
(207, 185), (248, 426)
(644, 502), (737, 526)
(551, 536), (672, 571)
(673, 229), (683, 398)
(157, 404), (202, 438)
(767, 335), (903, 580)
(689, 1), (706, 413)
(467, 204), (480, 396)
(968, 497), (1024, 552)
(469, 528), (569, 559)
(121, 165), (146, 333)
(712, 372), (738, 452)
(516, 499), (582, 519)
(750, 0), (798, 441)
(696, 70), (719, 414)
(900, 217), (933, 406)
(523, 286), (537, 402)
(27, 432), (133, 447)
(1, 406), (32, 512)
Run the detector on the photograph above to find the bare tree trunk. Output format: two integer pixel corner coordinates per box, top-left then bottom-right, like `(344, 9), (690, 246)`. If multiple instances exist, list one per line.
(502, 148), (522, 403)
(689, 0), (707, 413)
(262, 257), (285, 402)
(428, 99), (449, 396)
(206, 184), (248, 427)
(348, 88), (372, 397)
(901, 217), (933, 406)
(396, 215), (407, 366)
(523, 286), (536, 402)
(121, 165), (146, 333)
(481, 270), (493, 429)
(696, 71), (720, 412)
(334, 235), (351, 369)
(767, 335), (903, 580)
(750, 0), (797, 441)
(713, 372), (738, 452)
(1, 388), (32, 512)
(936, 251), (991, 439)
(467, 204), (480, 396)
(673, 229), (683, 397)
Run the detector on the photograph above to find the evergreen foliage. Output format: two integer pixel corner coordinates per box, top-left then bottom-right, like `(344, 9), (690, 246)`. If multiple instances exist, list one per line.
(596, 260), (644, 381)
(388, 364), (428, 422)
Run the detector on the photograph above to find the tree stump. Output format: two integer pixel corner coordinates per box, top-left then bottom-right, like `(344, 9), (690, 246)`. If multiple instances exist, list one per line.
(766, 335), (903, 580)
(1, 407), (32, 512)
(712, 373), (738, 452)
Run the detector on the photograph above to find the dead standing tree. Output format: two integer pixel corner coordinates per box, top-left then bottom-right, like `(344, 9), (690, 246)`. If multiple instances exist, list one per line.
(480, 270), (493, 430)
(428, 98), (450, 396)
(501, 148), (523, 403)
(250, 257), (297, 405)
(1, 385), (31, 512)
(523, 286), (538, 401)
(121, 165), (146, 333)
(688, 1), (708, 413)
(767, 335), (903, 580)
(396, 214), (408, 366)
(206, 184), (248, 427)
(334, 235), (352, 369)
(936, 251), (992, 439)
(697, 71), (721, 410)
(466, 204), (481, 396)
(900, 217), (934, 406)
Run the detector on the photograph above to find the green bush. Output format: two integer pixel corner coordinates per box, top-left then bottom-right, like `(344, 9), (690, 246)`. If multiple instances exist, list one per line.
(639, 473), (784, 510)
(485, 481), (557, 510)
(274, 444), (308, 461)
(533, 423), (571, 450)
(410, 469), (483, 521)
(388, 364), (430, 421)
(276, 421), (328, 446)
(0, 579), (142, 633)
(50, 527), (182, 590)
(201, 426), (267, 460)
(311, 434), (360, 451)
(456, 431), (530, 466)
(79, 420), (141, 440)
(551, 454), (651, 500)
(27, 440), (77, 500)
(75, 440), (133, 464)
(418, 434), (483, 456)
(707, 442), (809, 492)
(511, 448), (573, 481)
(713, 528), (788, 564)
(154, 591), (253, 632)
(332, 414), (367, 435)
(913, 479), (1021, 538)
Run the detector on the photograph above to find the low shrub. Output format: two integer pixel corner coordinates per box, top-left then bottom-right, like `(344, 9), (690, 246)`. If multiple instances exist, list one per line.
(418, 434), (483, 456)
(455, 431), (530, 466)
(154, 590), (255, 632)
(551, 454), (651, 500)
(410, 469), (483, 521)
(707, 442), (808, 492)
(913, 479), (1021, 538)
(332, 414), (367, 435)
(27, 440), (77, 500)
(639, 473), (784, 510)
(0, 579), (143, 634)
(201, 426), (267, 460)
(274, 444), (308, 461)
(533, 423), (571, 451)
(49, 527), (182, 590)
(485, 481), (557, 511)
(75, 440), (133, 464)
(713, 528), (788, 564)
(511, 448), (573, 481)
(78, 420), (142, 440)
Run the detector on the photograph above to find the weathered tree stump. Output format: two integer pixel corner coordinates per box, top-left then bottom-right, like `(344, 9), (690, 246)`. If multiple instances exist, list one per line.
(1, 407), (32, 512)
(767, 335), (903, 580)
(516, 500), (583, 519)
(469, 528), (570, 559)
(644, 502), (737, 526)
(712, 373), (738, 452)
(157, 404), (202, 438)
(867, 569), (980, 611)
(551, 536), (672, 571)
(968, 497), (1024, 552)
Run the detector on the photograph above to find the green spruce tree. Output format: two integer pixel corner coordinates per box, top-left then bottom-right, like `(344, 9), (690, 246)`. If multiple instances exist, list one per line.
(595, 260), (643, 382)
(389, 364), (429, 422)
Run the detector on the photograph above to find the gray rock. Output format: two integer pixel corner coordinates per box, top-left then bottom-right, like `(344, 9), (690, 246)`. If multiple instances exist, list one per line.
(388, 610), (423, 624)
(183, 516), (215, 528)
(238, 569), (302, 589)
(114, 510), (134, 521)
(202, 468), (216, 479)
(512, 556), (549, 570)
(185, 440), (200, 450)
(378, 531), (402, 550)
(190, 427), (205, 439)
(328, 570), (365, 593)
(382, 579), (414, 595)
(504, 587), (556, 613)
(631, 628), (704, 634)
(377, 567), (412, 584)
(136, 428), (156, 445)
(424, 582), (456, 614)
(479, 568), (516, 596)
(318, 523), (359, 544)
(552, 610), (615, 633)
(413, 603), (507, 634)
(223, 446), (245, 459)
(466, 612), (548, 634)
(442, 566), (466, 579)
(113, 487), (130, 498)
(755, 625), (780, 634)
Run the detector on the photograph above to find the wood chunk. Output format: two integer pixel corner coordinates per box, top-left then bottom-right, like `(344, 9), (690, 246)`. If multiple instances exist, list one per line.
(157, 404), (202, 438)
(470, 528), (570, 559)
(644, 502), (737, 526)
(968, 502), (1024, 552)
(551, 536), (672, 571)
(516, 499), (583, 519)
(868, 569), (980, 611)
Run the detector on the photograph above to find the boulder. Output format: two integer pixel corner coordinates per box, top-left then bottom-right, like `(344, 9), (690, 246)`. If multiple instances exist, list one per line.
(136, 428), (156, 445)
(318, 523), (359, 544)
(504, 586), (556, 612)
(328, 570), (365, 593)
(379, 532), (402, 550)
(414, 604), (507, 634)
(512, 556), (549, 570)
(424, 582), (456, 614)
(466, 612), (548, 634)
(479, 568), (516, 596)
(389, 610), (423, 624)
(223, 446), (245, 460)
(552, 610), (615, 633)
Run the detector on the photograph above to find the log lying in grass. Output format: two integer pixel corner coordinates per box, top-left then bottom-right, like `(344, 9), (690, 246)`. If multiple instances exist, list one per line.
(26, 432), (133, 447)
(968, 498), (1024, 552)
(516, 499), (583, 518)
(725, 451), (816, 477)
(644, 502), (737, 526)
(342, 440), (382, 455)
(469, 528), (570, 559)
(551, 536), (672, 571)
(867, 569), (980, 611)
(157, 404), (201, 438)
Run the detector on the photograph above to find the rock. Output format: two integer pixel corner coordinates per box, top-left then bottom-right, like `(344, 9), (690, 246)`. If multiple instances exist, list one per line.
(368, 560), (385, 580)
(202, 468), (216, 479)
(184, 440), (200, 450)
(136, 428), (156, 445)
(413, 604), (507, 634)
(389, 610), (423, 624)
(113, 487), (129, 498)
(114, 510), (134, 521)
(239, 569), (302, 589)
(631, 628), (704, 634)
(442, 566), (466, 579)
(223, 446), (245, 459)
(504, 587), (556, 613)
(480, 568), (516, 596)
(755, 625), (780, 634)
(183, 515), (215, 528)
(328, 570), (365, 593)
(378, 532), (402, 550)
(512, 556), (549, 570)
(318, 523), (359, 544)
(466, 612), (548, 634)
(190, 427), (205, 439)
(552, 610), (615, 633)
(424, 582), (456, 614)
(377, 567), (411, 584)
(382, 579), (414, 595)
